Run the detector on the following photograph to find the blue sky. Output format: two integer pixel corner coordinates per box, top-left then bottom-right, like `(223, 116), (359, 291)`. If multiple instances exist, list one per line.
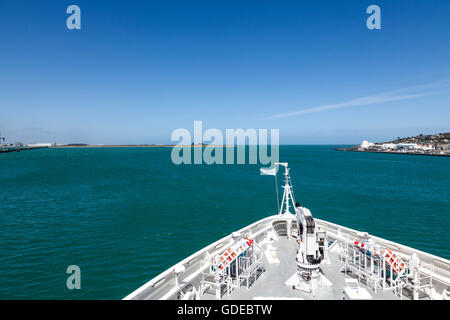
(0, 0), (449, 144)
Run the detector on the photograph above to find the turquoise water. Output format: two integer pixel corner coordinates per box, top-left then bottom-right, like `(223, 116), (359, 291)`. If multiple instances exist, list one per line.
(0, 146), (449, 299)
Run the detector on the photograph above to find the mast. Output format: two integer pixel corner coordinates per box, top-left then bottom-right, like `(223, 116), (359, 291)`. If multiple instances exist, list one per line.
(276, 162), (296, 216)
(0, 129), (5, 145)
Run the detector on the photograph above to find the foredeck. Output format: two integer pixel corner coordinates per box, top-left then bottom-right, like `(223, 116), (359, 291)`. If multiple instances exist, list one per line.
(124, 215), (450, 300)
(207, 238), (402, 300)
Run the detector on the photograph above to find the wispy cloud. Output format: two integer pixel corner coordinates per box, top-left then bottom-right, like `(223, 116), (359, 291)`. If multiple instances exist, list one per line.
(265, 80), (450, 120)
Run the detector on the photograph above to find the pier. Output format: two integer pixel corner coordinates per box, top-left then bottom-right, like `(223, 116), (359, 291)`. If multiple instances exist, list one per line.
(0, 145), (49, 153)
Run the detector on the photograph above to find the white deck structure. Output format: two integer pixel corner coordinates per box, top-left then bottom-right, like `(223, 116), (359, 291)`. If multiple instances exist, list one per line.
(124, 163), (450, 301)
(124, 214), (450, 300)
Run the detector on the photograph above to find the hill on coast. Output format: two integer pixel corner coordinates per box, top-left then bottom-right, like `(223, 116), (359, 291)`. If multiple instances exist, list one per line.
(382, 132), (449, 145)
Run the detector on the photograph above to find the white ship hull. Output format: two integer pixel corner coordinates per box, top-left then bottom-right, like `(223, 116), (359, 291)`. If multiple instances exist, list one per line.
(124, 214), (450, 300)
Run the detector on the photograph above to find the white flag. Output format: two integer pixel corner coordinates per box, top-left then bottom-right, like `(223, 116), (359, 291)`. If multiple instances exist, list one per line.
(260, 167), (277, 176)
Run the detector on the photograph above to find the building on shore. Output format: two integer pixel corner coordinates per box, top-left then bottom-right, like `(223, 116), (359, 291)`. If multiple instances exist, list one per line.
(356, 139), (450, 155)
(360, 140), (374, 149)
(380, 143), (396, 149)
(26, 143), (55, 148)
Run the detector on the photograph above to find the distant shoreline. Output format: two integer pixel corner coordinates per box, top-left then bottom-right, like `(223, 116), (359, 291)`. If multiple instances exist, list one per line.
(53, 145), (175, 148)
(53, 144), (237, 148)
(334, 147), (450, 157)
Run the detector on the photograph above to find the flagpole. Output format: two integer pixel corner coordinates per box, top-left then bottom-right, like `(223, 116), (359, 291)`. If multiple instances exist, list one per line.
(275, 171), (280, 214)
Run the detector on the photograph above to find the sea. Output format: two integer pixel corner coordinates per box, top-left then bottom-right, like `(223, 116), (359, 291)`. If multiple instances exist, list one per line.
(0, 146), (448, 299)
